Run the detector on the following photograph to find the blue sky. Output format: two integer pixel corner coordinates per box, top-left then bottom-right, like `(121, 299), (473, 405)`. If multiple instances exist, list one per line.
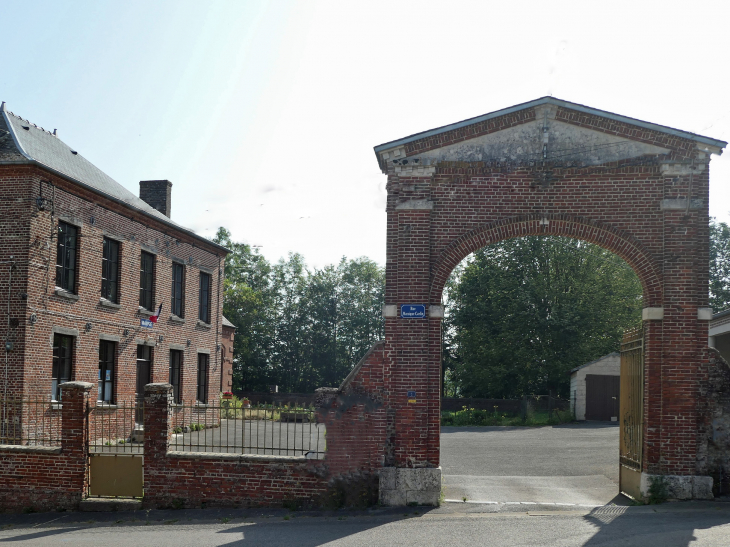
(3, 0), (730, 267)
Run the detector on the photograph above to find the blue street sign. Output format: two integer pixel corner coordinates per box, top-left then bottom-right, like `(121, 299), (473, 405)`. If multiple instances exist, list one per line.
(140, 318), (154, 329)
(407, 391), (416, 398)
(401, 304), (426, 319)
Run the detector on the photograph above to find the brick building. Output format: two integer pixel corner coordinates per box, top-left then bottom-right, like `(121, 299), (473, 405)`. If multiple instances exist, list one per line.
(0, 102), (229, 409)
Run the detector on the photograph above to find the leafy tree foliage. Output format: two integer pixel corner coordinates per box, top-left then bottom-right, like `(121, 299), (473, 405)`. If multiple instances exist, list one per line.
(443, 236), (643, 399)
(213, 228), (276, 392)
(213, 228), (384, 393)
(710, 218), (730, 313)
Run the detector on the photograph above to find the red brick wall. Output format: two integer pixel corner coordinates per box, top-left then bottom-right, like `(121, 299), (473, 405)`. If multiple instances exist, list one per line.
(317, 342), (388, 475)
(0, 384), (89, 513)
(143, 384), (328, 509)
(0, 167), (227, 416)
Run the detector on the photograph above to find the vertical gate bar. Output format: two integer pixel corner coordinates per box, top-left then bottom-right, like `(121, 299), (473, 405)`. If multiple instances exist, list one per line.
(279, 404), (282, 456)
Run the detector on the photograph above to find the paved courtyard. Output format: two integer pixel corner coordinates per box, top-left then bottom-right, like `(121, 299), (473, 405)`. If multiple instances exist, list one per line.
(440, 422), (621, 506)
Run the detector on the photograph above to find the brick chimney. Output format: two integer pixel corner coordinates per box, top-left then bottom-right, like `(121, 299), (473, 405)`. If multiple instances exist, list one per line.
(139, 180), (172, 218)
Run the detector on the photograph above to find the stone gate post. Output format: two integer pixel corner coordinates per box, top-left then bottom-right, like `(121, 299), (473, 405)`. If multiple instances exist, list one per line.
(380, 185), (442, 505)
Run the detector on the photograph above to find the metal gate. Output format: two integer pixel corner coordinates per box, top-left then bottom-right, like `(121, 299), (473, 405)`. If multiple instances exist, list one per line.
(87, 401), (144, 498)
(619, 326), (644, 500)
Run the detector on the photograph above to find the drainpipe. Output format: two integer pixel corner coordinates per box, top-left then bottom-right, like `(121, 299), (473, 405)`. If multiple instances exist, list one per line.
(2, 259), (15, 432)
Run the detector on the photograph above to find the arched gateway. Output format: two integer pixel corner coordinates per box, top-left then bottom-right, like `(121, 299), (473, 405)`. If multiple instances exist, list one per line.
(320, 97), (730, 505)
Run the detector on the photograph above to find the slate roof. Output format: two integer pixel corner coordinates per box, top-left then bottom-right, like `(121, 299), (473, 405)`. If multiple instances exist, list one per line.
(569, 352), (620, 375)
(713, 308), (730, 321)
(374, 96), (728, 157)
(222, 315), (236, 329)
(0, 103), (228, 253)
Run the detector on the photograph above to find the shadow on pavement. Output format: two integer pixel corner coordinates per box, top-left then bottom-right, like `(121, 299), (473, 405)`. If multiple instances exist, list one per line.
(0, 527), (86, 542)
(214, 518), (392, 547)
(582, 504), (730, 546)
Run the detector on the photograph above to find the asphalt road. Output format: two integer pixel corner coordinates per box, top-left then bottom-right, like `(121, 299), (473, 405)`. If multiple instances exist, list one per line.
(440, 423), (621, 505)
(2, 503), (730, 546)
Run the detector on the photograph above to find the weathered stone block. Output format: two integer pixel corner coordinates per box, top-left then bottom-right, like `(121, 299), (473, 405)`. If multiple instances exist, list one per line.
(405, 489), (441, 506)
(640, 473), (714, 500)
(380, 489), (406, 507)
(395, 467), (442, 492)
(379, 467), (397, 490)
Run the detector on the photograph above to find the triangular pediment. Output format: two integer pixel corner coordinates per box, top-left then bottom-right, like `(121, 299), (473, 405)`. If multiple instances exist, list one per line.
(374, 97), (726, 173)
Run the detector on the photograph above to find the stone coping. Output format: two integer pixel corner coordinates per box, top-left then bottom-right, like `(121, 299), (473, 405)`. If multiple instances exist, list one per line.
(60, 381), (94, 390)
(0, 444), (61, 454)
(167, 451), (306, 463)
(145, 383), (172, 392)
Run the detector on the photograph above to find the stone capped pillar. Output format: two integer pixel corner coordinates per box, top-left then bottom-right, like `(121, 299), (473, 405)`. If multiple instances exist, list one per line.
(637, 159), (715, 498)
(379, 176), (442, 506)
(59, 381), (93, 497)
(143, 383), (172, 457)
(143, 383), (172, 508)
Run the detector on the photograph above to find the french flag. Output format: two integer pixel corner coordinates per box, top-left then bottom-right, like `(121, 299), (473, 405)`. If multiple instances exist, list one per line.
(150, 303), (163, 324)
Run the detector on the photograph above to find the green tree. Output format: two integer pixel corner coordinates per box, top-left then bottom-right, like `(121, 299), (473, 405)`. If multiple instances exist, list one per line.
(214, 228), (385, 393)
(710, 218), (730, 313)
(270, 253), (309, 392)
(212, 228), (275, 392)
(445, 236), (643, 399)
(337, 257), (386, 369)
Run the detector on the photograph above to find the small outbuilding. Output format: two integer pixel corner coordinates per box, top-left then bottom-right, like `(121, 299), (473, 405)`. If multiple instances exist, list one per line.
(569, 353), (620, 421)
(710, 309), (730, 363)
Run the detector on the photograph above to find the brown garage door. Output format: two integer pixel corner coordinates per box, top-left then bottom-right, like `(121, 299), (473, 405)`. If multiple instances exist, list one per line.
(585, 374), (620, 421)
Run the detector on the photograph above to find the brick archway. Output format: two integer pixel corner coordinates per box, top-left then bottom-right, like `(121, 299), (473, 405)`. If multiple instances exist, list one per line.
(429, 214), (663, 307)
(323, 98), (728, 506)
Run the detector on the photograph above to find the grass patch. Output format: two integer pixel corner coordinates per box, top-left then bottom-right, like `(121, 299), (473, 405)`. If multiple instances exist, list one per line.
(441, 408), (572, 427)
(647, 476), (669, 505)
(219, 394), (315, 421)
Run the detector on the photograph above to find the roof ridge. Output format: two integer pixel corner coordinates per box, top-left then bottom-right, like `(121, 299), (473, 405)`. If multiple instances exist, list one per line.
(5, 108), (57, 136)
(0, 103), (229, 254)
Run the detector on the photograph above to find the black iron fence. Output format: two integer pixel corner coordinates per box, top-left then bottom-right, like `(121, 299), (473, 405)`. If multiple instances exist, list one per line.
(169, 399), (326, 458)
(88, 401), (144, 454)
(0, 396), (61, 447)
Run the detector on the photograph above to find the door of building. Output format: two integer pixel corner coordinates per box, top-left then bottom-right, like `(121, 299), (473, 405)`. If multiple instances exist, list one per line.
(585, 375), (620, 421)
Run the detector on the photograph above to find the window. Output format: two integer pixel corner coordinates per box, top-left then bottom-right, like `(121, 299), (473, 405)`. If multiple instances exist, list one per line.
(52, 334), (73, 401)
(101, 238), (120, 303)
(171, 262), (185, 318)
(197, 353), (209, 404)
(139, 251), (155, 310)
(98, 340), (115, 403)
(136, 345), (152, 398)
(56, 221), (78, 293)
(170, 350), (183, 404)
(198, 272), (211, 323)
